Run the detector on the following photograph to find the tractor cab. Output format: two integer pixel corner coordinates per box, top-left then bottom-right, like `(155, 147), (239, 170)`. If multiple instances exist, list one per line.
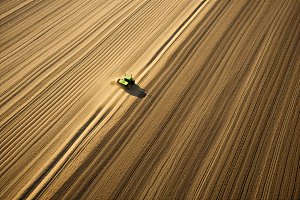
(124, 75), (135, 84)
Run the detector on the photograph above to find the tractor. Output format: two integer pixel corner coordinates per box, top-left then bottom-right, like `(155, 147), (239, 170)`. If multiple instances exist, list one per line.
(117, 74), (135, 89)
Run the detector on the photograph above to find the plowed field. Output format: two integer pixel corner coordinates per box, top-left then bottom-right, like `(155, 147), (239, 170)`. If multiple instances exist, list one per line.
(1, 0), (300, 199)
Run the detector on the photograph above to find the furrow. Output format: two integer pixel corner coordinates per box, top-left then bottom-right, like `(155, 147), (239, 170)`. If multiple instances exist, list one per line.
(194, 0), (286, 198)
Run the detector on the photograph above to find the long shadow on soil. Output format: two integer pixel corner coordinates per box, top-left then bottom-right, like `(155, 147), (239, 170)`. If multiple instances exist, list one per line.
(124, 84), (146, 98)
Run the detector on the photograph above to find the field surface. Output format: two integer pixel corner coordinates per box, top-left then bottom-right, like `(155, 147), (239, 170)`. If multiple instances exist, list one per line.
(1, 0), (300, 199)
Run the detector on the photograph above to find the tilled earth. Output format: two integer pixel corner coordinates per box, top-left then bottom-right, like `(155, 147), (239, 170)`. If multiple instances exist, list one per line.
(1, 0), (300, 199)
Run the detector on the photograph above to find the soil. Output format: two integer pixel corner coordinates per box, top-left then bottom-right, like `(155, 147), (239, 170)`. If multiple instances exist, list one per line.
(1, 0), (300, 199)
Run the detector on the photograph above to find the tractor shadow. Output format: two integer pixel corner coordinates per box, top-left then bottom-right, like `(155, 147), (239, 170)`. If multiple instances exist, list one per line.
(111, 81), (146, 98)
(125, 84), (146, 98)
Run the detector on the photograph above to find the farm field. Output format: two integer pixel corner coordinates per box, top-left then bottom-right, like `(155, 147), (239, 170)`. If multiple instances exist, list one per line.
(1, 0), (300, 199)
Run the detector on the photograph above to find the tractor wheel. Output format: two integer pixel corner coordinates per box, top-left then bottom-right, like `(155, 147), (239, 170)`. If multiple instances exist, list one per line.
(127, 84), (131, 89)
(117, 79), (120, 84)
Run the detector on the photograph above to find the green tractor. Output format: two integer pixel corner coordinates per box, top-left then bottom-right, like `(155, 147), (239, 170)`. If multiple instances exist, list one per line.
(117, 74), (135, 89)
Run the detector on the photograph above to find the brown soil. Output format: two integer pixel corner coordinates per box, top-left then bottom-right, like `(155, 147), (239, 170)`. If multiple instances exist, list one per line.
(1, 0), (299, 199)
